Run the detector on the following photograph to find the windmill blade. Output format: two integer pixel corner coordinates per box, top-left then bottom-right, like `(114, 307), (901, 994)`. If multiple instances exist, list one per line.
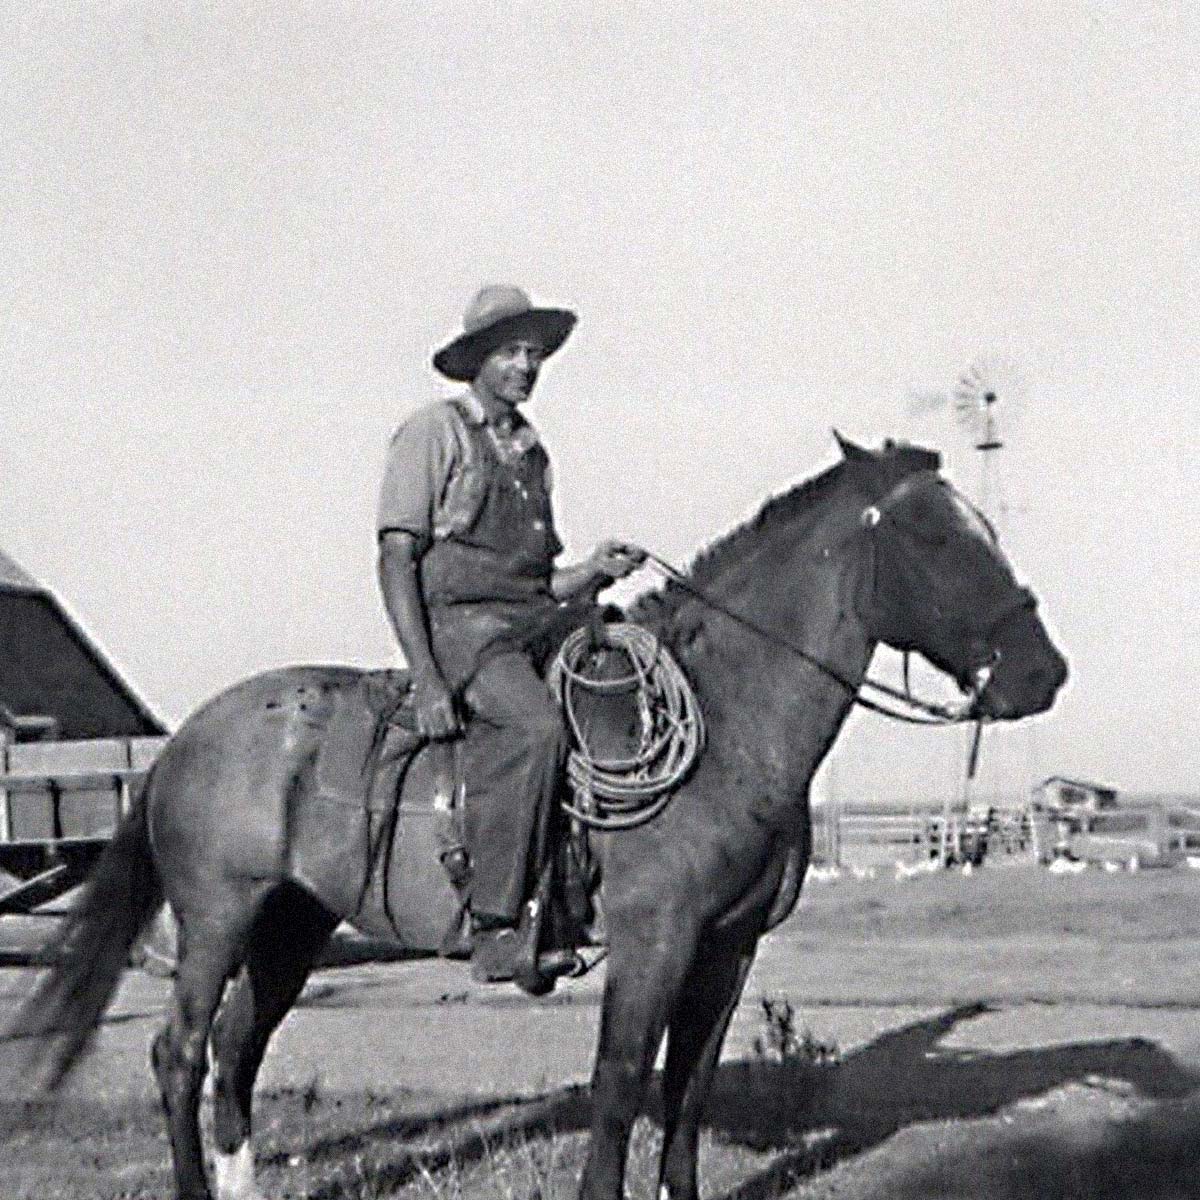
(909, 356), (1031, 440)
(952, 390), (984, 431)
(951, 355), (1031, 439)
(958, 365), (983, 390)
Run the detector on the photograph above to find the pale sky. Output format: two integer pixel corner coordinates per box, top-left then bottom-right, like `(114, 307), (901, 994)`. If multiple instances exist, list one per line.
(1, 2), (1196, 801)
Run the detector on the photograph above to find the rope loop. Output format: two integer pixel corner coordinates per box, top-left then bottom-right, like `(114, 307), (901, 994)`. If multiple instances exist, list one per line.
(547, 622), (704, 830)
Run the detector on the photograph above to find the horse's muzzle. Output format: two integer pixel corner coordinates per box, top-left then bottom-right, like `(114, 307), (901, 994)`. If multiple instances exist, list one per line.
(974, 634), (1068, 720)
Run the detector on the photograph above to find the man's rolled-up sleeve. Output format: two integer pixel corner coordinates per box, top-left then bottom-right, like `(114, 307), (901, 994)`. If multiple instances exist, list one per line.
(376, 404), (454, 550)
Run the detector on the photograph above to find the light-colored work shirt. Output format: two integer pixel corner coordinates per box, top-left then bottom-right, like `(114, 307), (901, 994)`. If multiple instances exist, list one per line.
(377, 392), (559, 556)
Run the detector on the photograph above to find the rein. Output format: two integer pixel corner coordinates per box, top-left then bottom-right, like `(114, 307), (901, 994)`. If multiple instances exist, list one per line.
(640, 468), (1036, 742)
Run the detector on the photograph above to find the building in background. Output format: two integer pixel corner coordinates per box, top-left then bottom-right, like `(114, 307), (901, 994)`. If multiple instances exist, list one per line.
(0, 549), (165, 743)
(1031, 776), (1119, 816)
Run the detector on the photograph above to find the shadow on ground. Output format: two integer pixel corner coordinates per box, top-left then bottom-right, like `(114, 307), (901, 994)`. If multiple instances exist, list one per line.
(258, 1003), (1200, 1200)
(868, 1091), (1200, 1200)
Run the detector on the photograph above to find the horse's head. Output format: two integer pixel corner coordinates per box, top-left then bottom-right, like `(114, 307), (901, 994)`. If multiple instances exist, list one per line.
(838, 435), (1067, 719)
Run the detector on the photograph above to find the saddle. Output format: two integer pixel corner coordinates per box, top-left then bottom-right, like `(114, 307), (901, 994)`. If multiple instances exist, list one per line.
(289, 634), (608, 960)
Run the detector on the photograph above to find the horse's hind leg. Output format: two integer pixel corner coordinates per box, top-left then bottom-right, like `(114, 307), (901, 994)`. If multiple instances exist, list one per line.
(152, 885), (270, 1200)
(657, 937), (756, 1200)
(210, 883), (338, 1200)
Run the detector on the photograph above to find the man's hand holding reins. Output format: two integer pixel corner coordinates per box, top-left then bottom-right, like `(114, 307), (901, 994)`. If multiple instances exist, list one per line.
(550, 540), (647, 601)
(591, 540), (647, 581)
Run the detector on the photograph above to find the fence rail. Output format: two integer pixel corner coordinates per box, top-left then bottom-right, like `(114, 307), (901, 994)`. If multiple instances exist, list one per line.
(815, 806), (1029, 869)
(0, 735), (168, 916)
(816, 800), (1196, 873)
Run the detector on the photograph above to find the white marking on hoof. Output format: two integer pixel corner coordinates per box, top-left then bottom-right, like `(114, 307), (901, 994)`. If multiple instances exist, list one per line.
(658, 1186), (672, 1200)
(212, 1141), (265, 1200)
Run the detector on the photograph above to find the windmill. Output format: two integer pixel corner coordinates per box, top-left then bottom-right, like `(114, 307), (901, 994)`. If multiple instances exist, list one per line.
(909, 355), (1027, 534)
(908, 357), (1030, 863)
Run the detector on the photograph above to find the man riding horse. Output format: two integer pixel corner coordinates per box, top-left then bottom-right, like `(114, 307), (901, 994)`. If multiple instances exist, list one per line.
(376, 285), (644, 985)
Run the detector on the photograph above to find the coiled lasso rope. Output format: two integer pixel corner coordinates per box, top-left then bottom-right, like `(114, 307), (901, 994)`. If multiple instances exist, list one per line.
(547, 622), (705, 831)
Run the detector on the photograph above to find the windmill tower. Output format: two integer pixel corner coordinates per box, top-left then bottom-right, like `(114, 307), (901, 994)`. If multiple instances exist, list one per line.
(911, 358), (1028, 863)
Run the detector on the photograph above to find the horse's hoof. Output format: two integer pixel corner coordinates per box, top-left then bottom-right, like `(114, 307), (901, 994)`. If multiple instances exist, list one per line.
(536, 948), (587, 979)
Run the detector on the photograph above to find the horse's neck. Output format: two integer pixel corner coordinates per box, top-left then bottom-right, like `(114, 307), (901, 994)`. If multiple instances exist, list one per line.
(674, 499), (875, 805)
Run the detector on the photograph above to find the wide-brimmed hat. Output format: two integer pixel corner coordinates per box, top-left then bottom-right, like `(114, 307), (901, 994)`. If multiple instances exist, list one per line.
(432, 285), (576, 382)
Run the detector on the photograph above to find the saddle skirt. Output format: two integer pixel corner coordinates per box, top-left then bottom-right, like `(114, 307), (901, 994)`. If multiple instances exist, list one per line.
(289, 663), (597, 953)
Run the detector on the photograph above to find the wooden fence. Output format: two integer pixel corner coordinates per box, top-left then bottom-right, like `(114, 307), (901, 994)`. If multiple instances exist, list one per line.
(0, 735), (168, 915)
(814, 806), (1030, 869)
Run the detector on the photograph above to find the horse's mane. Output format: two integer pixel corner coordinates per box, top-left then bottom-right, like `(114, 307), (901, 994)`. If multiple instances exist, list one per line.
(627, 440), (940, 639)
(627, 459), (847, 635)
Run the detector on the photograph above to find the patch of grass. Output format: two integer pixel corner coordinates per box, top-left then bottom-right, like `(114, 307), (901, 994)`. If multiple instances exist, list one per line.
(752, 996), (842, 1067)
(1, 1095), (173, 1200)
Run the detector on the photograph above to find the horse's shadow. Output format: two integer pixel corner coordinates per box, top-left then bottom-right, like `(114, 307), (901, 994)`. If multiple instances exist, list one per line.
(278, 1003), (1200, 1200)
(699, 1002), (1200, 1200)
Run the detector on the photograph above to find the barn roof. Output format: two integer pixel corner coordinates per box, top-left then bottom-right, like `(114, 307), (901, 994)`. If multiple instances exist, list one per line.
(1038, 775), (1118, 795)
(0, 550), (166, 739)
(0, 549), (40, 592)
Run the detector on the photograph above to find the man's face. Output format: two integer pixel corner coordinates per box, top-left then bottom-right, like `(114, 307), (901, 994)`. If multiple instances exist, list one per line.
(474, 338), (545, 407)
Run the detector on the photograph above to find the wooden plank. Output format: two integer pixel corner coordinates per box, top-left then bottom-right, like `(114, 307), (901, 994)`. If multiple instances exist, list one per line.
(8, 738), (130, 774)
(0, 769), (137, 790)
(0, 862), (74, 915)
(0, 835), (110, 851)
(9, 788), (55, 840)
(60, 787), (122, 838)
(0, 735), (9, 842)
(129, 736), (169, 771)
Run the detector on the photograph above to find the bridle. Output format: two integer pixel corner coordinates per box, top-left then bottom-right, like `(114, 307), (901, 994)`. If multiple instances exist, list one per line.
(859, 471), (1039, 712)
(642, 470), (1036, 732)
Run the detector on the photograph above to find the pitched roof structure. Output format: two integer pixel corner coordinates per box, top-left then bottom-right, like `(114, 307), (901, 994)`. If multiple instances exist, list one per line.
(0, 550), (165, 739)
(0, 550), (39, 592)
(1037, 776), (1118, 797)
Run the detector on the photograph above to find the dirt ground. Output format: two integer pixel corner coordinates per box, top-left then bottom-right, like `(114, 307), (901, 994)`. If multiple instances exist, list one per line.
(5, 864), (1200, 1198)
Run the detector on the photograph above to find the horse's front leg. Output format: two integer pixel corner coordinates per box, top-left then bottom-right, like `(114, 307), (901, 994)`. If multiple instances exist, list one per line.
(579, 913), (697, 1200)
(657, 935), (757, 1200)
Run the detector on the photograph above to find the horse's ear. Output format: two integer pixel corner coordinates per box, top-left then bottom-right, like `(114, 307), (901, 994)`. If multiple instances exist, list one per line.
(833, 430), (875, 465)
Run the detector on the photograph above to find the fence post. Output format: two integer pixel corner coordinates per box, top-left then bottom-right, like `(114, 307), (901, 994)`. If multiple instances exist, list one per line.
(1147, 804), (1167, 858)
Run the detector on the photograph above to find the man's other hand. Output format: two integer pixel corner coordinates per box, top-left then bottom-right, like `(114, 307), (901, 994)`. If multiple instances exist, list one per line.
(411, 669), (460, 739)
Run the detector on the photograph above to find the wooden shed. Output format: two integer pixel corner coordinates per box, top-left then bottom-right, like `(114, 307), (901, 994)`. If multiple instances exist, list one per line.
(1, 549), (168, 918)
(1031, 775), (1119, 815)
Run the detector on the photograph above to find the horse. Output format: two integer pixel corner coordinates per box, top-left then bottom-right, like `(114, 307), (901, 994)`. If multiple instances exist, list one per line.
(4, 435), (1067, 1200)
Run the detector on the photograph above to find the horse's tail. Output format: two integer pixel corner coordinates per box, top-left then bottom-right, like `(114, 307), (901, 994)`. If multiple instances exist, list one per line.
(3, 767), (163, 1089)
